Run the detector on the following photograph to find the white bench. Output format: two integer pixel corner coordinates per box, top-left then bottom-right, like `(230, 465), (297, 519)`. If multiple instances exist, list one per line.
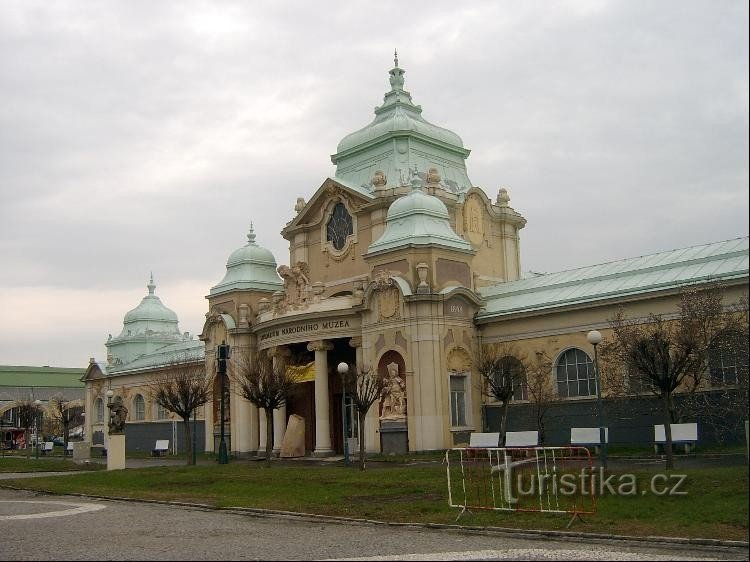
(41, 441), (54, 455)
(152, 439), (170, 457)
(504, 430), (539, 447)
(469, 432), (500, 448)
(654, 423), (698, 453)
(65, 442), (74, 456)
(571, 427), (608, 454)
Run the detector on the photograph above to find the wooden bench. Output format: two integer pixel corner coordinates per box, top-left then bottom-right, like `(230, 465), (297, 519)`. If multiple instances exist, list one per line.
(152, 439), (170, 457)
(654, 423), (698, 454)
(468, 432), (500, 448)
(504, 430), (539, 448)
(41, 441), (54, 456)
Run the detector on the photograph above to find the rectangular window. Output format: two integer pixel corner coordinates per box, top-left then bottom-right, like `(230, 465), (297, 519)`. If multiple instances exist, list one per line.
(450, 375), (467, 427)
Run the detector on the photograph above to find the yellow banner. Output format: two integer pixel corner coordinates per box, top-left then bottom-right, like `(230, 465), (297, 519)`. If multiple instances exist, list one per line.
(287, 361), (315, 382)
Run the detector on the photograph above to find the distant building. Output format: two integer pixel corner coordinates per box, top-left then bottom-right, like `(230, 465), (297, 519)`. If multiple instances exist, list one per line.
(0, 365), (85, 448)
(83, 57), (749, 456)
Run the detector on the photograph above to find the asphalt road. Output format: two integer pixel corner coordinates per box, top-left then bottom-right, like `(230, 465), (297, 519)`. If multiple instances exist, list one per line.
(0, 488), (746, 561)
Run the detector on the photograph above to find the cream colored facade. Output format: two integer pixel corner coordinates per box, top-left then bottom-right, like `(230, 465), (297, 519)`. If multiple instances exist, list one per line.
(83, 59), (749, 456)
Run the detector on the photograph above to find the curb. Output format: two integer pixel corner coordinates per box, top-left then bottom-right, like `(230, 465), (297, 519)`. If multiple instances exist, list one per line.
(1, 483), (748, 553)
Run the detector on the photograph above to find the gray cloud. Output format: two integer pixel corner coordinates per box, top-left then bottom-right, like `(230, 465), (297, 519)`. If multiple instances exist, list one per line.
(0, 0), (747, 366)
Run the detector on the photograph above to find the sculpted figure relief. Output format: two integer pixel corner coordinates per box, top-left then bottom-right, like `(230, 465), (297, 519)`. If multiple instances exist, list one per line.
(380, 362), (406, 420)
(277, 261), (311, 309)
(108, 396), (128, 434)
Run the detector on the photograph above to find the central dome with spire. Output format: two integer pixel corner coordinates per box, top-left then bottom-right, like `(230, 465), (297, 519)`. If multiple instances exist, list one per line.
(331, 52), (473, 193)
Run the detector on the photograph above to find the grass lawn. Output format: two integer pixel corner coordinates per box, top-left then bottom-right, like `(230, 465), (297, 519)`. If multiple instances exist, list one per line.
(0, 457), (106, 473)
(0, 461), (746, 540)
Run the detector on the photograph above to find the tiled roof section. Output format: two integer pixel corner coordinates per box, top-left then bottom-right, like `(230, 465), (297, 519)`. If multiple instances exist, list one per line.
(107, 339), (205, 374)
(0, 366), (86, 388)
(477, 237), (749, 319)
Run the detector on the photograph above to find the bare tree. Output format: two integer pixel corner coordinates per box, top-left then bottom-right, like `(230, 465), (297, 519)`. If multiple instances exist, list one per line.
(604, 282), (745, 469)
(150, 356), (210, 465)
(15, 401), (37, 458)
(341, 364), (389, 470)
(478, 345), (527, 446)
(49, 395), (84, 448)
(524, 351), (555, 444)
(231, 350), (299, 467)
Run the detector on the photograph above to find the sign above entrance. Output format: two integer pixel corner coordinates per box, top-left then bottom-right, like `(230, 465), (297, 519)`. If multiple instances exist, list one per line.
(256, 314), (361, 349)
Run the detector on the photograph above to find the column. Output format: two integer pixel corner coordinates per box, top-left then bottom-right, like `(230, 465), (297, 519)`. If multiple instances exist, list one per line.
(349, 337), (363, 372)
(273, 405), (287, 455)
(258, 408), (267, 456)
(270, 346), (291, 456)
(308, 340), (333, 455)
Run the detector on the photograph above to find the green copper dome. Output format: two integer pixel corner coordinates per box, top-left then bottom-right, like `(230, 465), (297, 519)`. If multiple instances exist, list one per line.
(122, 275), (179, 326)
(367, 174), (474, 255)
(332, 53), (473, 193)
(210, 225), (283, 296)
(106, 275), (186, 367)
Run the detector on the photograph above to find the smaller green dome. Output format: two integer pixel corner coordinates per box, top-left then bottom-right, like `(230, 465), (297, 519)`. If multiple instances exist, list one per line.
(122, 275), (179, 325)
(210, 224), (284, 296)
(367, 174), (473, 255)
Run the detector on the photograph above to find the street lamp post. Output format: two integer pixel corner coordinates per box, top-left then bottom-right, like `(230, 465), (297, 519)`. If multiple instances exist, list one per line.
(337, 362), (350, 466)
(105, 390), (114, 456)
(217, 341), (231, 465)
(586, 330), (608, 470)
(33, 399), (42, 459)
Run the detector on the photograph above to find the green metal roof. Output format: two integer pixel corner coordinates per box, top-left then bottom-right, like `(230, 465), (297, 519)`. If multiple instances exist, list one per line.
(477, 237), (749, 320)
(107, 339), (204, 375)
(0, 366), (86, 387)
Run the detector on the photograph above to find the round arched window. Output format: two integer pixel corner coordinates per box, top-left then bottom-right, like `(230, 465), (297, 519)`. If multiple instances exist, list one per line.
(326, 202), (353, 251)
(556, 348), (596, 398)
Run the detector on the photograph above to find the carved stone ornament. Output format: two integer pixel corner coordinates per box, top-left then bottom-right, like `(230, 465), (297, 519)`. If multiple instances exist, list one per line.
(258, 297), (270, 313)
(380, 362), (407, 421)
(277, 261), (311, 310)
(372, 170), (387, 190)
(373, 269), (394, 291)
(497, 187), (510, 207)
(378, 287), (400, 320)
(238, 303), (250, 326)
(415, 262), (430, 294)
(463, 194), (485, 246)
(294, 197), (306, 214)
(426, 167), (441, 185)
(107, 396), (128, 435)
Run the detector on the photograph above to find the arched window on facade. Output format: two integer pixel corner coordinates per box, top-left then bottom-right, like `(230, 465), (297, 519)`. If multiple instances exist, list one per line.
(497, 355), (528, 401)
(156, 402), (169, 420)
(133, 394), (145, 421)
(556, 348), (596, 398)
(95, 398), (104, 422)
(708, 330), (747, 387)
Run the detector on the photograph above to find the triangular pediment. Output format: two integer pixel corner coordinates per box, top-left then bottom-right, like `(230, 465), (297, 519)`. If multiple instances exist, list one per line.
(282, 177), (374, 235)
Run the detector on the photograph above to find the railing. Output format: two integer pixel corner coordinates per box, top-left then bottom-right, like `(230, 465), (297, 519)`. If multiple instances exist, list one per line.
(445, 446), (596, 524)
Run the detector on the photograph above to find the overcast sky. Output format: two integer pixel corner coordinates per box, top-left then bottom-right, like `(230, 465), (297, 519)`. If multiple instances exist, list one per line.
(1, 1), (747, 368)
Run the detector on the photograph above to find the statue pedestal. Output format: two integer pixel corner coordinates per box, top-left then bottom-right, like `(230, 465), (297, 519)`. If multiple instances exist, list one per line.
(72, 441), (91, 461)
(107, 434), (126, 471)
(380, 419), (408, 455)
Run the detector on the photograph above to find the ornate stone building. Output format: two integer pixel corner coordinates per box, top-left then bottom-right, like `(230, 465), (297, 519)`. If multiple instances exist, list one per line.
(84, 57), (749, 455)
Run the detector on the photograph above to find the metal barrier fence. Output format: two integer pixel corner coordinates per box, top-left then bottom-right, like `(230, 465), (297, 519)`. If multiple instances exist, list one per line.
(445, 447), (596, 522)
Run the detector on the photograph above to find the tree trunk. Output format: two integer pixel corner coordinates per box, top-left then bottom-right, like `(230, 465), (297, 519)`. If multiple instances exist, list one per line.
(662, 391), (675, 470)
(183, 416), (193, 465)
(265, 408), (274, 468)
(24, 429), (30, 459)
(499, 400), (509, 446)
(358, 410), (366, 471)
